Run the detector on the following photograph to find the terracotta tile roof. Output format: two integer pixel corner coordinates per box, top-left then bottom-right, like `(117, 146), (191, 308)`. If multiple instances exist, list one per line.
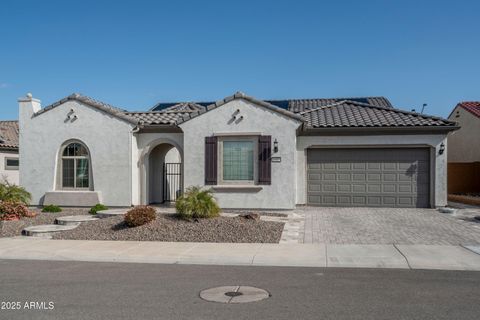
(31, 93), (455, 131)
(457, 101), (480, 119)
(122, 111), (192, 126)
(0, 121), (19, 149)
(301, 100), (456, 129)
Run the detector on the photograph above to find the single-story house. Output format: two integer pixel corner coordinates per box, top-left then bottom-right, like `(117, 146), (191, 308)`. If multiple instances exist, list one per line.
(0, 120), (19, 185)
(447, 101), (480, 196)
(19, 92), (458, 209)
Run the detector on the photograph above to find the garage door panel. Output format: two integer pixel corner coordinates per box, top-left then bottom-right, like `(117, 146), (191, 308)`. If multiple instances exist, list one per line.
(367, 184), (381, 193)
(382, 184), (396, 193)
(322, 184), (336, 192)
(337, 173), (351, 181)
(307, 148), (430, 208)
(383, 197), (396, 206)
(337, 163), (351, 170)
(352, 184), (366, 193)
(337, 184), (351, 192)
(367, 163), (382, 170)
(383, 173), (397, 182)
(367, 173), (381, 181)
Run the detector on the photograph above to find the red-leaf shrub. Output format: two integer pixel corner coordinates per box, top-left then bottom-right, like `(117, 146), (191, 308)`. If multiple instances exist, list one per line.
(124, 206), (156, 227)
(0, 201), (35, 220)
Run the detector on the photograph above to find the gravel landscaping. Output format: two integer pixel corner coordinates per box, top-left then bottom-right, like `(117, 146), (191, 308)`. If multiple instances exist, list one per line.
(53, 213), (285, 243)
(0, 208), (90, 238)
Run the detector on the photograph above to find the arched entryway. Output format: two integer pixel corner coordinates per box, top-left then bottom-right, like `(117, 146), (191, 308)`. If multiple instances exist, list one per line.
(148, 143), (182, 204)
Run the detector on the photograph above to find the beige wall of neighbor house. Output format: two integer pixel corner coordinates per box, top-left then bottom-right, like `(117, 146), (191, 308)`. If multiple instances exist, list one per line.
(296, 134), (449, 208)
(179, 98), (302, 209)
(19, 95), (135, 206)
(448, 106), (480, 163)
(0, 150), (19, 185)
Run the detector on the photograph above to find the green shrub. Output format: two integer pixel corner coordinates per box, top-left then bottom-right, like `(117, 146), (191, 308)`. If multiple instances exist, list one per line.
(175, 186), (220, 219)
(124, 206), (156, 227)
(0, 201), (36, 220)
(0, 182), (31, 205)
(42, 205), (62, 213)
(89, 203), (108, 215)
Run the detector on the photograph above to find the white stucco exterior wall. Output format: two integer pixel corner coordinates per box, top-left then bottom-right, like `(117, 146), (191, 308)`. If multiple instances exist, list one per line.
(296, 134), (449, 207)
(448, 106), (480, 162)
(19, 98), (134, 206)
(0, 150), (19, 185)
(179, 99), (301, 209)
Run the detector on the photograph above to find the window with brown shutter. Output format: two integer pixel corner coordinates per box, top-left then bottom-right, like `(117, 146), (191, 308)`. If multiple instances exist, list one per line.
(205, 136), (218, 185)
(258, 135), (271, 185)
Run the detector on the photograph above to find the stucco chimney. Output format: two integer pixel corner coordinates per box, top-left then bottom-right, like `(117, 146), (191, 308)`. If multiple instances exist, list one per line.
(18, 93), (41, 122)
(18, 93), (41, 187)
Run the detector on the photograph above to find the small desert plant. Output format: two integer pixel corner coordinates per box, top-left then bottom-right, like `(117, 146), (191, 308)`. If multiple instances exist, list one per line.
(0, 201), (36, 221)
(175, 186), (220, 219)
(42, 204), (62, 213)
(89, 203), (108, 215)
(0, 182), (31, 205)
(124, 206), (156, 227)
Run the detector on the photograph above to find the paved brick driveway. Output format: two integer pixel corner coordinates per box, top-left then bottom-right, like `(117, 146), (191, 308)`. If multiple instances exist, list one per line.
(299, 207), (480, 245)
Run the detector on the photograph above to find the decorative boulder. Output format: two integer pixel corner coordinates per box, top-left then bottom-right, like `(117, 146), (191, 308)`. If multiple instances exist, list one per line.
(240, 213), (260, 221)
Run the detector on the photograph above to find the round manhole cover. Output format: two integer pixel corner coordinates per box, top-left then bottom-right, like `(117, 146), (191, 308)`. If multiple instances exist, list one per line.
(200, 286), (270, 303)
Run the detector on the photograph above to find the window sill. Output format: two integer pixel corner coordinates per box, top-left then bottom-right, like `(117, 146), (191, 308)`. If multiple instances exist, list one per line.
(211, 185), (263, 193)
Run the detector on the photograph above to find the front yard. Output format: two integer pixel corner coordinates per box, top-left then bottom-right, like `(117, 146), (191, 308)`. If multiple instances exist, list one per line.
(52, 213), (284, 243)
(0, 207), (285, 243)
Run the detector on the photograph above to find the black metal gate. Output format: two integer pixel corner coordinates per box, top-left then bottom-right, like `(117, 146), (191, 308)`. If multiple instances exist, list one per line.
(163, 163), (182, 202)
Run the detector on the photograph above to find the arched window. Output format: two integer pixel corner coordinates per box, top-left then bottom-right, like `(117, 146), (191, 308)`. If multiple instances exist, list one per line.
(61, 142), (90, 189)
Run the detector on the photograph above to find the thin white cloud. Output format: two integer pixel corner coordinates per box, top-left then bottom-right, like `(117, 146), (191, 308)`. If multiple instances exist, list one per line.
(0, 83), (9, 89)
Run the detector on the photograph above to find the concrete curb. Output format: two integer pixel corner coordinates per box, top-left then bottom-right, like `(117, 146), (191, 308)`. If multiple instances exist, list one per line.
(1, 238), (480, 271)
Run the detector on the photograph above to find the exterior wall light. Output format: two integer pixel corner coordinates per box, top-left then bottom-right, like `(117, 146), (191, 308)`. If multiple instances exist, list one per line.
(439, 142), (445, 155)
(273, 139), (279, 153)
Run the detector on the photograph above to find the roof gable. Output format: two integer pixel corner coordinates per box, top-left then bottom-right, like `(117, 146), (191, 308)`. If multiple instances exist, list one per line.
(454, 101), (480, 119)
(33, 93), (139, 125)
(176, 92), (306, 125)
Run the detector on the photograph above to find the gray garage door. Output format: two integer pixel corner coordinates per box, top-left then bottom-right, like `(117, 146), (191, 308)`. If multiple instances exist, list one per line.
(307, 148), (430, 208)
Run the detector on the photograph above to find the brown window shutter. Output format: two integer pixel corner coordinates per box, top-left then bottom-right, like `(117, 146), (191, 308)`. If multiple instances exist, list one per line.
(205, 136), (218, 185)
(258, 135), (271, 185)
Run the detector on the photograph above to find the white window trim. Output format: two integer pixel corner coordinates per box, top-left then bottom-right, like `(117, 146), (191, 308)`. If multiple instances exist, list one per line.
(4, 157), (19, 170)
(60, 143), (91, 190)
(217, 136), (258, 185)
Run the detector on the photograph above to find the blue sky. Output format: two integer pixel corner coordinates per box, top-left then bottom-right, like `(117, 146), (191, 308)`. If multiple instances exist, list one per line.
(0, 0), (479, 120)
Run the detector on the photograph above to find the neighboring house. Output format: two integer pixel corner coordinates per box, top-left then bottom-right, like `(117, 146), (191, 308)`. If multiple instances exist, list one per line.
(19, 92), (457, 209)
(447, 102), (480, 195)
(0, 120), (19, 185)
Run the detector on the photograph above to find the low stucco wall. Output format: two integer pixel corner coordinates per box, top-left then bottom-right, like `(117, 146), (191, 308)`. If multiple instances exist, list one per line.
(179, 99), (301, 209)
(296, 134), (449, 207)
(447, 162), (480, 194)
(20, 99), (134, 206)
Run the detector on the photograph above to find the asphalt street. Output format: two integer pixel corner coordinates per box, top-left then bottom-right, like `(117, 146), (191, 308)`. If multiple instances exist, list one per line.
(0, 259), (479, 320)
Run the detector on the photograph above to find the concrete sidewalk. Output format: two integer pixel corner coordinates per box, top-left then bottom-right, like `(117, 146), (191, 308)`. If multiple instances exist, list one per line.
(1, 238), (480, 271)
